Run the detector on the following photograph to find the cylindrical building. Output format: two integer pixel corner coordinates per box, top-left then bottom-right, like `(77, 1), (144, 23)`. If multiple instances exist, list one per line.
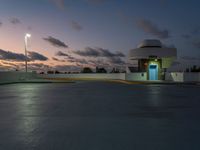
(127, 39), (177, 80)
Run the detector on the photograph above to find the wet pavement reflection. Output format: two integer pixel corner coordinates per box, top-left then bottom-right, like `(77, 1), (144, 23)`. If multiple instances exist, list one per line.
(0, 82), (200, 150)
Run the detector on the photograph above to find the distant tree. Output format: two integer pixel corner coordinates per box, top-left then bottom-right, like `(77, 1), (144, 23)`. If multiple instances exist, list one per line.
(81, 67), (93, 73)
(96, 67), (107, 73)
(190, 65), (200, 72)
(47, 70), (54, 74)
(110, 68), (120, 73)
(96, 67), (98, 73)
(191, 65), (196, 72)
(40, 72), (45, 74)
(186, 68), (190, 72)
(186, 65), (200, 72)
(121, 70), (126, 73)
(55, 70), (60, 74)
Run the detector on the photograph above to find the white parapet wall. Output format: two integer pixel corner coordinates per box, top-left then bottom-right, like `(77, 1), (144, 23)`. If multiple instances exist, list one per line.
(1, 72), (199, 84)
(165, 72), (200, 82)
(184, 73), (200, 82)
(125, 73), (147, 81)
(165, 72), (184, 82)
(37, 73), (148, 81)
(37, 73), (126, 80)
(0, 72), (147, 84)
(0, 72), (37, 84)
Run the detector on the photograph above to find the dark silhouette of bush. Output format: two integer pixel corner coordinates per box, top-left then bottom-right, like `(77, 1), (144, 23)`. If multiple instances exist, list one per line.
(185, 65), (200, 72)
(96, 67), (107, 73)
(55, 70), (60, 74)
(47, 70), (54, 74)
(81, 67), (93, 73)
(110, 68), (120, 73)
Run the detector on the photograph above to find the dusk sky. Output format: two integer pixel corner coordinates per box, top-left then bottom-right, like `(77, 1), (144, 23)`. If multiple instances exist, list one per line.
(0, 0), (200, 71)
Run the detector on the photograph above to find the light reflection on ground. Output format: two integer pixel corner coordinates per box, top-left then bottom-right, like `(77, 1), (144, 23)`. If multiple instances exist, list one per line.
(0, 82), (200, 150)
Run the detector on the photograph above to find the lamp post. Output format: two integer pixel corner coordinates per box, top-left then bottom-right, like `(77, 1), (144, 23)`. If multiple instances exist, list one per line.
(25, 33), (31, 72)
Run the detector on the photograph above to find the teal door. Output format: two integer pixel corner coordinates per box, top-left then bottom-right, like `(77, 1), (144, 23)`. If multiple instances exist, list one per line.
(149, 65), (158, 80)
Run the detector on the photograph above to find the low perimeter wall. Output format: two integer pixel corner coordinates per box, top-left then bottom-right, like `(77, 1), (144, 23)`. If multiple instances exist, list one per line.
(165, 72), (200, 82)
(125, 73), (147, 81)
(37, 73), (126, 80)
(37, 73), (147, 81)
(0, 72), (37, 84)
(0, 72), (147, 84)
(1, 72), (199, 84)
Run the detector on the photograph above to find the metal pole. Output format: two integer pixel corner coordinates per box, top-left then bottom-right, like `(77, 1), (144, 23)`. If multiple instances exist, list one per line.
(25, 36), (28, 73)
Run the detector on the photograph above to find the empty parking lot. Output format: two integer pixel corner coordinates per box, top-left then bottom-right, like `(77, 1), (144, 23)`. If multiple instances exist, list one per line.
(0, 81), (200, 150)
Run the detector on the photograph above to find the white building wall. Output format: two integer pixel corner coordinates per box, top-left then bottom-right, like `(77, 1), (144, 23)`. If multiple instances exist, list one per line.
(1, 72), (199, 84)
(1, 72), (147, 84)
(0, 72), (36, 84)
(37, 73), (126, 80)
(165, 72), (200, 82)
(184, 73), (200, 82)
(165, 72), (184, 82)
(38, 73), (148, 81)
(125, 73), (147, 81)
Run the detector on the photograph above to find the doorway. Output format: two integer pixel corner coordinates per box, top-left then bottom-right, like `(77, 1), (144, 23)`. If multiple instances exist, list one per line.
(149, 64), (158, 80)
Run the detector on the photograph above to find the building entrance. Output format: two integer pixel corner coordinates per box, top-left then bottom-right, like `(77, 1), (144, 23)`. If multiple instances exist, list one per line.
(149, 64), (158, 80)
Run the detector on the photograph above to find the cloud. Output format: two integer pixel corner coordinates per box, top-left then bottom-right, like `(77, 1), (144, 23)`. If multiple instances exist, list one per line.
(2, 62), (52, 72)
(0, 49), (26, 61)
(53, 65), (81, 72)
(107, 57), (125, 65)
(52, 57), (59, 61)
(28, 63), (51, 71)
(74, 47), (125, 57)
(74, 47), (99, 57)
(43, 36), (68, 48)
(99, 47), (125, 57)
(88, 58), (109, 66)
(1, 61), (21, 67)
(9, 17), (21, 25)
(52, 57), (66, 62)
(0, 49), (48, 62)
(136, 19), (170, 39)
(70, 21), (83, 31)
(64, 55), (88, 65)
(0, 63), (15, 71)
(28, 51), (48, 61)
(50, 0), (65, 10)
(88, 57), (125, 68)
(0, 21), (2, 27)
(55, 51), (69, 56)
(75, 58), (88, 64)
(73, 47), (126, 67)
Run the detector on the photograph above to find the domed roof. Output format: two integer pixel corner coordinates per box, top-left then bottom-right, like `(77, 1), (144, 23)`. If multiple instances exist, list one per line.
(137, 39), (162, 48)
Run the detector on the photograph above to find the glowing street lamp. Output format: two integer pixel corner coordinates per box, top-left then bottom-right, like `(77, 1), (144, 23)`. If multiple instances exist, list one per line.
(25, 33), (31, 72)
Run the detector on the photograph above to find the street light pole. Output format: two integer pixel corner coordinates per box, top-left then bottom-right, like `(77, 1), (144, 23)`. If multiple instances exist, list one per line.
(25, 33), (31, 73)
